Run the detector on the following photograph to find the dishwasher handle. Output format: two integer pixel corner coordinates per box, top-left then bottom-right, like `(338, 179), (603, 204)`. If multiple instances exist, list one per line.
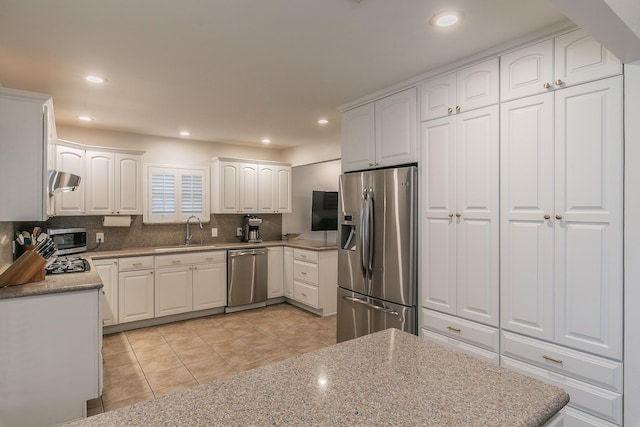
(229, 249), (267, 257)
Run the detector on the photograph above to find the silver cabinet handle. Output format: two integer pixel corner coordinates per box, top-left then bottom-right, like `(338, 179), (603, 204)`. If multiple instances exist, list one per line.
(172, 260), (181, 264)
(543, 355), (563, 364)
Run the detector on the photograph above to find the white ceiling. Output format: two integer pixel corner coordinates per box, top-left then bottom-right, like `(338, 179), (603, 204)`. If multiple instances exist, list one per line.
(0, 0), (569, 149)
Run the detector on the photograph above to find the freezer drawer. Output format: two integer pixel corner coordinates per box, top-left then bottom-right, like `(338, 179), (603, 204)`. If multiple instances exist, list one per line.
(337, 287), (416, 343)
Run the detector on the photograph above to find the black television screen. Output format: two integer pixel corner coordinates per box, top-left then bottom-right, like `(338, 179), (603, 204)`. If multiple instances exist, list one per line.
(311, 191), (338, 231)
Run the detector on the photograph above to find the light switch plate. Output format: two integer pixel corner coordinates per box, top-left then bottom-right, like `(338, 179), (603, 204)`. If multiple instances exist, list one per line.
(211, 228), (218, 237)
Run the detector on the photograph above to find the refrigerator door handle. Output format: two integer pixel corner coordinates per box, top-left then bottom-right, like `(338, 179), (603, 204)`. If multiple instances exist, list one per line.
(360, 188), (370, 280)
(342, 295), (400, 316)
(366, 188), (374, 278)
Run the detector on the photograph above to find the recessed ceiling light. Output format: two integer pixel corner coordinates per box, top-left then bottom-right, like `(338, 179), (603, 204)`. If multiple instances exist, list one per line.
(78, 115), (95, 122)
(261, 138), (271, 144)
(317, 119), (329, 125)
(179, 131), (190, 136)
(85, 75), (105, 84)
(431, 11), (462, 28)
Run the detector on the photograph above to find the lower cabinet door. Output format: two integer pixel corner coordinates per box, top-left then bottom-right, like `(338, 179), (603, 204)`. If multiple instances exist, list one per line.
(193, 263), (226, 310)
(118, 269), (154, 323)
(155, 266), (193, 317)
(94, 258), (119, 326)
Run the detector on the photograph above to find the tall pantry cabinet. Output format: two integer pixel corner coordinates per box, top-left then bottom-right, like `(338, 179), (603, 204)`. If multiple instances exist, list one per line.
(499, 30), (623, 426)
(415, 28), (625, 426)
(419, 58), (501, 363)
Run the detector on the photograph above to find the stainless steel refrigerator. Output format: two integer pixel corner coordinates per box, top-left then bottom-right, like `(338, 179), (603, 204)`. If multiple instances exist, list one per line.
(336, 165), (417, 343)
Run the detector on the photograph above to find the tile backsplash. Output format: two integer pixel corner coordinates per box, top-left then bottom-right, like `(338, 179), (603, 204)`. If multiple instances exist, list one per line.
(13, 214), (282, 255)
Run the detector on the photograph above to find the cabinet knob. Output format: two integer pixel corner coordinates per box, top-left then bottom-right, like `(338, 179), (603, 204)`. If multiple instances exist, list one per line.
(369, 163), (374, 167)
(543, 82), (551, 89)
(448, 213), (454, 218)
(544, 214), (550, 220)
(455, 106), (461, 112)
(555, 80), (563, 86)
(447, 107), (453, 113)
(555, 214), (562, 220)
(150, 271), (154, 275)
(455, 213), (461, 218)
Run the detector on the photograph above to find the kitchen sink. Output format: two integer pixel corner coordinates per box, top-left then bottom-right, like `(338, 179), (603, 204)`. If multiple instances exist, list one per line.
(153, 244), (218, 252)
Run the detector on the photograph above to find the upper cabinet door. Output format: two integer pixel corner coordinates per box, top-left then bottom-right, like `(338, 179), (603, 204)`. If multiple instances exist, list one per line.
(420, 74), (456, 121)
(54, 144), (85, 216)
(500, 39), (554, 102)
(238, 163), (258, 213)
(85, 151), (115, 215)
(115, 153), (142, 215)
(456, 58), (499, 114)
(214, 161), (240, 213)
(375, 87), (417, 168)
(257, 165), (275, 213)
(275, 165), (292, 213)
(554, 28), (622, 89)
(341, 103), (375, 172)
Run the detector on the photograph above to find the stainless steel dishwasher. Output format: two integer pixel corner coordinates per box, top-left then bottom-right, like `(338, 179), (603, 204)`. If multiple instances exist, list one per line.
(227, 248), (268, 308)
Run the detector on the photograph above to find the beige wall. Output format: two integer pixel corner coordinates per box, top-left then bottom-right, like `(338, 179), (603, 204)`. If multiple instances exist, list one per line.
(281, 139), (341, 167)
(57, 125), (285, 167)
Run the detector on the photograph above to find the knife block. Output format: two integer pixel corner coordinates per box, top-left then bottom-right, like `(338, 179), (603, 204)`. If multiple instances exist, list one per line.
(0, 250), (46, 287)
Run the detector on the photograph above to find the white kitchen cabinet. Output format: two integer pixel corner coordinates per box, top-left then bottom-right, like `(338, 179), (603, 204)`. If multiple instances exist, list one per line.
(0, 88), (55, 221)
(258, 163), (292, 213)
(94, 258), (119, 326)
(86, 150), (143, 215)
(500, 77), (623, 360)
(545, 407), (619, 427)
(156, 250), (227, 314)
(211, 158), (259, 214)
(193, 261), (226, 310)
(118, 259), (155, 323)
(85, 150), (115, 215)
(421, 329), (499, 365)
(0, 289), (101, 426)
(53, 143), (86, 215)
(420, 58), (499, 121)
(155, 265), (193, 317)
(288, 248), (337, 316)
(341, 87), (417, 172)
(500, 29), (621, 102)
(283, 246), (294, 298)
(420, 105), (499, 328)
(267, 246), (284, 298)
(115, 153), (143, 214)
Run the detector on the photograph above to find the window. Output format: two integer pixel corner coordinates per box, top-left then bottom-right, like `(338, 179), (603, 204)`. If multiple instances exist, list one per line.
(144, 165), (209, 224)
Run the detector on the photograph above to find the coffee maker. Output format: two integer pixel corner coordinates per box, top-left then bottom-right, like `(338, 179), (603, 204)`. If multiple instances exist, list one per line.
(243, 215), (262, 243)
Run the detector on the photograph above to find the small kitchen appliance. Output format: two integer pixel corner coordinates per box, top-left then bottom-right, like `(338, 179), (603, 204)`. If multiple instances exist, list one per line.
(242, 215), (262, 243)
(47, 228), (87, 255)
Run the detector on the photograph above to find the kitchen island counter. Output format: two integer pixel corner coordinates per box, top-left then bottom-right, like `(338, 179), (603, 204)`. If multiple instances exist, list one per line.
(0, 259), (102, 300)
(62, 328), (568, 426)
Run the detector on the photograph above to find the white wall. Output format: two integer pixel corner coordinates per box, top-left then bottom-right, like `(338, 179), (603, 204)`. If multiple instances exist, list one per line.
(624, 61), (640, 426)
(57, 125), (284, 167)
(282, 159), (341, 243)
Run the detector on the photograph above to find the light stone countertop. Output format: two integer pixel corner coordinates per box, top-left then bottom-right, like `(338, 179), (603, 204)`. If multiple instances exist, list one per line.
(0, 239), (334, 300)
(62, 329), (568, 427)
(89, 238), (337, 260)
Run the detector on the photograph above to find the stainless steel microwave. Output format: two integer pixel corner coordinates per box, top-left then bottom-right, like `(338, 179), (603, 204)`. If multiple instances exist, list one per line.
(48, 228), (87, 255)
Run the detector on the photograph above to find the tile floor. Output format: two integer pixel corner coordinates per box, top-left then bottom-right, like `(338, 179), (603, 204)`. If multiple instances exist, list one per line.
(87, 303), (337, 416)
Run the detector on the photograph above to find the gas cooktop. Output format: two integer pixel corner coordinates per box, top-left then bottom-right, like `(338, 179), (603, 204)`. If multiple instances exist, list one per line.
(45, 256), (90, 275)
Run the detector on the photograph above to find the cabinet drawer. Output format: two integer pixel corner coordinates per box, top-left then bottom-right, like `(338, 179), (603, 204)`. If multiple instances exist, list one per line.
(502, 331), (623, 393)
(421, 329), (499, 365)
(545, 407), (619, 427)
(119, 256), (154, 271)
(501, 356), (622, 425)
(293, 249), (318, 264)
(155, 251), (225, 268)
(421, 309), (499, 353)
(293, 281), (319, 309)
(293, 259), (319, 285)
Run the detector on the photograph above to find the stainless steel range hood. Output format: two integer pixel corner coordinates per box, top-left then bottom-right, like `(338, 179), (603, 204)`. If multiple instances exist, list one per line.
(48, 170), (81, 195)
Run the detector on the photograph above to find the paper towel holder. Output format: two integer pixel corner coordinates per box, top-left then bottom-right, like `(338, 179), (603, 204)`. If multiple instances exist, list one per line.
(103, 215), (132, 227)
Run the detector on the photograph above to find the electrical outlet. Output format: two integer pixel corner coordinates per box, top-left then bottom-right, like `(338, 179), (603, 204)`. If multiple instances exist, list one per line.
(211, 228), (218, 237)
(236, 227), (243, 237)
(96, 232), (104, 243)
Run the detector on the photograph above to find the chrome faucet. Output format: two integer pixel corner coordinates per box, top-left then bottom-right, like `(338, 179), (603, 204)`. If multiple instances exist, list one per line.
(185, 215), (202, 246)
